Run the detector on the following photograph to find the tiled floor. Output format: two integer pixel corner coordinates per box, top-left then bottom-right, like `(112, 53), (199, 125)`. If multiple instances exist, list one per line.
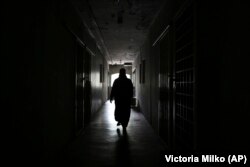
(61, 101), (167, 167)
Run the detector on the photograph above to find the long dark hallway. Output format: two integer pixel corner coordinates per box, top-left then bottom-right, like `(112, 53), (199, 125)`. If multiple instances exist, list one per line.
(61, 102), (166, 167)
(2, 0), (250, 166)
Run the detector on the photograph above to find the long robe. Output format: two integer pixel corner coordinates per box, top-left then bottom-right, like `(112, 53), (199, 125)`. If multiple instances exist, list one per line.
(110, 75), (133, 127)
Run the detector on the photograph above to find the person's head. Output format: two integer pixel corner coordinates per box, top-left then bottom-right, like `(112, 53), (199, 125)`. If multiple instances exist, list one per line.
(119, 68), (126, 77)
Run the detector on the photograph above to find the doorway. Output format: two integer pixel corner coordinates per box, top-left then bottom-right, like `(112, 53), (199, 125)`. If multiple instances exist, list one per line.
(74, 40), (91, 135)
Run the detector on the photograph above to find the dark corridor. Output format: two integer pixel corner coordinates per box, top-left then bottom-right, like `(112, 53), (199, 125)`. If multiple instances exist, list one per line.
(2, 0), (250, 166)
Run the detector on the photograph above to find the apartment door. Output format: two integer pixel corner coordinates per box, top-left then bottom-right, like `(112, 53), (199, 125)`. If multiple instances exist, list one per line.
(83, 50), (91, 126)
(159, 26), (174, 149)
(75, 41), (85, 135)
(75, 40), (92, 135)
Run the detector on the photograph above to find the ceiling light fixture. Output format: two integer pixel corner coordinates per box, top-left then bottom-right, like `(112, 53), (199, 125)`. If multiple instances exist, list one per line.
(124, 62), (132, 66)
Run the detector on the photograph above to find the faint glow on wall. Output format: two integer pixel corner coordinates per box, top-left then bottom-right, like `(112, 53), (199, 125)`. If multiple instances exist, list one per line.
(111, 73), (131, 86)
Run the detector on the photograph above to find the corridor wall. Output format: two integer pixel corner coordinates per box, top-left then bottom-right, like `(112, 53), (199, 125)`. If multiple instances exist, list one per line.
(135, 0), (250, 151)
(1, 0), (109, 164)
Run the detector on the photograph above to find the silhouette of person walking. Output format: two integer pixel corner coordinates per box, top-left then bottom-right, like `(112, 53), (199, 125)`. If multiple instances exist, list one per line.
(110, 68), (133, 130)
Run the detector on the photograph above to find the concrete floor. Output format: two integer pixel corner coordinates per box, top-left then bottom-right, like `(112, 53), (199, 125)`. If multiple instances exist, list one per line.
(61, 101), (167, 167)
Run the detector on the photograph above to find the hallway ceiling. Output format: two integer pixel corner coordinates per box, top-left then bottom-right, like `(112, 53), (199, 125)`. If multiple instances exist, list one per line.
(87, 0), (164, 65)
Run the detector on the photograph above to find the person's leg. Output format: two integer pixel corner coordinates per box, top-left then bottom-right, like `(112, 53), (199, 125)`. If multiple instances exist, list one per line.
(121, 108), (131, 129)
(115, 104), (123, 126)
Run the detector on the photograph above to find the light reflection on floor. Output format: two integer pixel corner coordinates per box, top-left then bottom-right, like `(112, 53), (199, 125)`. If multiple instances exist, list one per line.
(63, 101), (167, 167)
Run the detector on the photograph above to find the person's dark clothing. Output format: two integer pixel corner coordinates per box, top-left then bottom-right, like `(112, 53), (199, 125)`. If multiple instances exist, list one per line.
(110, 75), (133, 128)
